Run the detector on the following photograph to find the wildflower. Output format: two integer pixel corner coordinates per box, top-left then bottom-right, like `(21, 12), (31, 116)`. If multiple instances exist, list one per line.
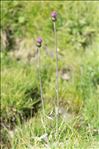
(37, 37), (42, 47)
(51, 11), (59, 137)
(36, 37), (47, 133)
(51, 11), (57, 21)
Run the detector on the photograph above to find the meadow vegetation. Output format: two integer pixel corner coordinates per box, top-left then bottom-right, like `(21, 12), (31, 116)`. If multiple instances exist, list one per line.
(1, 1), (99, 149)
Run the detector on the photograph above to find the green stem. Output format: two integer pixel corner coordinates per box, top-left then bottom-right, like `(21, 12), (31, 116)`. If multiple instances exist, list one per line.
(53, 21), (59, 138)
(37, 47), (47, 133)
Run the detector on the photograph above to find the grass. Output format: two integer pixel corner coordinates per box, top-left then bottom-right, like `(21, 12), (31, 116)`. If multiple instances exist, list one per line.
(1, 1), (99, 149)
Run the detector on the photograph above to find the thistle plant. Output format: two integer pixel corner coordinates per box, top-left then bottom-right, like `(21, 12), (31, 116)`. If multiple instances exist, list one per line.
(36, 37), (46, 132)
(51, 11), (59, 138)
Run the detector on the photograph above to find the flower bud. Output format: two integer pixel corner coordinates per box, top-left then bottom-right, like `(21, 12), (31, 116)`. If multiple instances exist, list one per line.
(51, 11), (57, 21)
(36, 37), (42, 47)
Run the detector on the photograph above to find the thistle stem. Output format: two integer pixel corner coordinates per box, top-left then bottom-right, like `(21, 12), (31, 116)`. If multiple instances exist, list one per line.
(37, 47), (47, 133)
(53, 21), (59, 138)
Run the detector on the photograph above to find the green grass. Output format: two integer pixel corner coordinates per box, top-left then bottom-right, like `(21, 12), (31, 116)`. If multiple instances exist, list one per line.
(1, 52), (41, 120)
(1, 1), (99, 149)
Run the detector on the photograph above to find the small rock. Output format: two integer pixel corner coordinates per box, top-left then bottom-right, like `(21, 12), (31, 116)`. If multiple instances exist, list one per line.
(61, 68), (71, 81)
(39, 133), (48, 142)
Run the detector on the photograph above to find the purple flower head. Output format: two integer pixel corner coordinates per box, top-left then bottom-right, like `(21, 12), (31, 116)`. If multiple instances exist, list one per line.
(51, 11), (57, 21)
(36, 37), (42, 47)
(37, 37), (42, 44)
